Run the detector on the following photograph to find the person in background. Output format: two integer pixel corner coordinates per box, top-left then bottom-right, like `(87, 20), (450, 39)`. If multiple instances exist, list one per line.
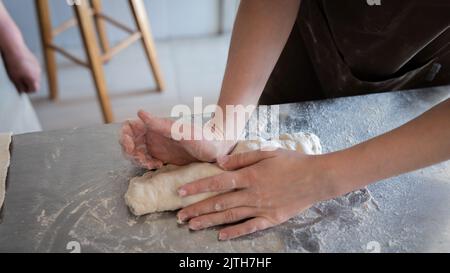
(0, 1), (40, 93)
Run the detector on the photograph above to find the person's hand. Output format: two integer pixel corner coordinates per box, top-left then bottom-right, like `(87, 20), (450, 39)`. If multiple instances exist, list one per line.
(2, 45), (41, 93)
(120, 110), (237, 169)
(176, 149), (341, 240)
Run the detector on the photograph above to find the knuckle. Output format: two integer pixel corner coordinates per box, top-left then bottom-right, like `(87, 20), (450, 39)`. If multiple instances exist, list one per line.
(232, 227), (246, 238)
(223, 209), (236, 223)
(187, 207), (200, 218)
(260, 149), (277, 157)
(253, 196), (263, 208)
(243, 168), (258, 185)
(213, 200), (225, 212)
(210, 176), (224, 191)
(241, 191), (255, 204)
(245, 224), (258, 234)
(255, 219), (271, 231)
(189, 183), (202, 194)
(214, 175), (236, 191)
(237, 153), (247, 166)
(270, 211), (288, 224)
(190, 181), (205, 193)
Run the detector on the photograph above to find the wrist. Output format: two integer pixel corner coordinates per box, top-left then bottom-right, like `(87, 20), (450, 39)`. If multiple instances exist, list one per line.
(209, 107), (249, 143)
(203, 116), (238, 158)
(318, 149), (365, 199)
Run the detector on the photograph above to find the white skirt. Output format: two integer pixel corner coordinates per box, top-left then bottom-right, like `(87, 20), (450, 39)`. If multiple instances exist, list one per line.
(0, 77), (41, 134)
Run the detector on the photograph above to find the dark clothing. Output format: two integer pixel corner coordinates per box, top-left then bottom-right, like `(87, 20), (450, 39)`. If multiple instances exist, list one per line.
(260, 0), (450, 105)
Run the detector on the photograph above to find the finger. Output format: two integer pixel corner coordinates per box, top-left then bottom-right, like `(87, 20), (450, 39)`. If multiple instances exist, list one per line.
(120, 121), (163, 169)
(140, 157), (163, 170)
(128, 119), (147, 153)
(120, 133), (135, 155)
(217, 150), (277, 171)
(14, 81), (24, 93)
(129, 150), (162, 169)
(21, 79), (31, 93)
(120, 121), (134, 140)
(178, 172), (246, 197)
(119, 122), (133, 143)
(188, 207), (257, 230)
(119, 121), (137, 152)
(19, 82), (28, 93)
(218, 217), (273, 241)
(24, 78), (38, 93)
(177, 191), (250, 223)
(27, 78), (39, 92)
(131, 143), (163, 169)
(127, 119), (156, 166)
(128, 118), (147, 137)
(138, 110), (174, 138)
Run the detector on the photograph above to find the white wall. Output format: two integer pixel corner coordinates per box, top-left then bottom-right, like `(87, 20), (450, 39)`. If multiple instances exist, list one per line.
(3, 0), (239, 53)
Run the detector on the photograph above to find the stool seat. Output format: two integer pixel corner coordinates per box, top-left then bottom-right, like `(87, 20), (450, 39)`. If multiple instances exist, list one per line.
(36, 0), (165, 123)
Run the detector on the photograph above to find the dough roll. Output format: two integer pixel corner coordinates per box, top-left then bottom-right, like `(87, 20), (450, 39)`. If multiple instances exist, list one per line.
(125, 133), (322, 216)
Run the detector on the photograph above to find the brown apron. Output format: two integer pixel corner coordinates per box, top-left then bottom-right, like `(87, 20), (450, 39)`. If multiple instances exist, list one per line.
(260, 0), (450, 105)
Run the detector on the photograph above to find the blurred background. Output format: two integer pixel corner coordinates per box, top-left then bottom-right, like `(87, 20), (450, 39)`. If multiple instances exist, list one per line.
(0, 0), (239, 133)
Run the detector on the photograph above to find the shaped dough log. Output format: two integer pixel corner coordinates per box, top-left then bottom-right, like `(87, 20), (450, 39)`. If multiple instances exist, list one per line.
(125, 133), (322, 216)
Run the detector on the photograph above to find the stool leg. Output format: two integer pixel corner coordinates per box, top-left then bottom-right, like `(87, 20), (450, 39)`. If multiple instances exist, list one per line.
(129, 0), (165, 92)
(74, 0), (114, 123)
(91, 0), (110, 54)
(36, 0), (58, 101)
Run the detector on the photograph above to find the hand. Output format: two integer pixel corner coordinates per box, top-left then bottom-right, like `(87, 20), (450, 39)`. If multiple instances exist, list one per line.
(176, 149), (339, 240)
(2, 45), (41, 93)
(120, 110), (236, 169)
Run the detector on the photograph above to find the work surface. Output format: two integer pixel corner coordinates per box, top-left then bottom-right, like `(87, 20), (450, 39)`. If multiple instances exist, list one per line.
(1, 87), (450, 253)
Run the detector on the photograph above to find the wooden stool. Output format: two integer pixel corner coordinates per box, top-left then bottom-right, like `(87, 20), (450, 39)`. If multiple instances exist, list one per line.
(36, 0), (165, 123)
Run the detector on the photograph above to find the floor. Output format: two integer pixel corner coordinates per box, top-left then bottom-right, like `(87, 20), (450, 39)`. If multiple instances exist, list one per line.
(29, 35), (231, 131)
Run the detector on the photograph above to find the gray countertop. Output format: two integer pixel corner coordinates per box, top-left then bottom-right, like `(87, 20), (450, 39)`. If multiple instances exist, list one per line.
(1, 87), (449, 253)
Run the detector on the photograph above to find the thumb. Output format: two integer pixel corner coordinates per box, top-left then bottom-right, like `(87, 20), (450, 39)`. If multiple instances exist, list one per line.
(217, 150), (277, 171)
(137, 110), (174, 138)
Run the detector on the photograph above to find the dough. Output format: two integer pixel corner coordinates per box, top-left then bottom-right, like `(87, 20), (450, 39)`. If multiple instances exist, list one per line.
(0, 133), (12, 211)
(125, 133), (322, 216)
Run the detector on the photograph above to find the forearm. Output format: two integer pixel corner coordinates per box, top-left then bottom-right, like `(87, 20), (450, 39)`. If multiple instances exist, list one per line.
(217, 0), (301, 110)
(0, 1), (26, 55)
(212, 0), (301, 140)
(327, 98), (450, 197)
